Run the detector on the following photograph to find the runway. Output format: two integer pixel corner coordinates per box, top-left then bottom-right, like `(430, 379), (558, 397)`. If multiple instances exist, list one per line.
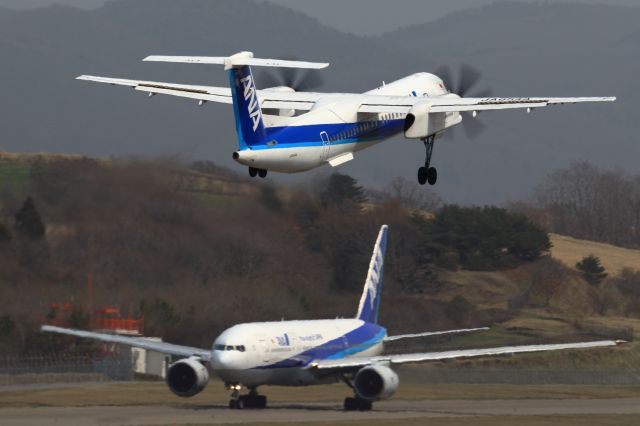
(2, 398), (640, 425)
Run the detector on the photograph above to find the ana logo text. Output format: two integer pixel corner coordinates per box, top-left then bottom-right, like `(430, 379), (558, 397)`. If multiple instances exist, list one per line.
(240, 75), (262, 132)
(275, 333), (290, 346)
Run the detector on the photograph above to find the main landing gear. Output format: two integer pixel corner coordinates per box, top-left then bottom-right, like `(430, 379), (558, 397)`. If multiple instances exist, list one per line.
(417, 135), (437, 186)
(248, 167), (268, 179)
(343, 396), (373, 411)
(341, 375), (373, 411)
(228, 385), (267, 409)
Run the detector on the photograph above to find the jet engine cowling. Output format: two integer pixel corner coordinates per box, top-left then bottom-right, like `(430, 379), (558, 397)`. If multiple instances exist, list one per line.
(353, 365), (399, 401)
(166, 357), (210, 397)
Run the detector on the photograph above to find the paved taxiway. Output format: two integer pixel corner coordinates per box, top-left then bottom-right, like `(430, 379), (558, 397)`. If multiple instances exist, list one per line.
(2, 398), (640, 425)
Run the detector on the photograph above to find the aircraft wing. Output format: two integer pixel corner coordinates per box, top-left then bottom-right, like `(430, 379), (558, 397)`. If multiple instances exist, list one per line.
(41, 325), (212, 361)
(309, 340), (620, 371)
(383, 327), (489, 342)
(77, 75), (320, 109)
(358, 96), (616, 114)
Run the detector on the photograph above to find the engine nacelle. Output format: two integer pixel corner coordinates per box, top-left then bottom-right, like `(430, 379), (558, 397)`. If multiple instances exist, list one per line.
(354, 365), (399, 401)
(166, 357), (210, 397)
(403, 100), (433, 139)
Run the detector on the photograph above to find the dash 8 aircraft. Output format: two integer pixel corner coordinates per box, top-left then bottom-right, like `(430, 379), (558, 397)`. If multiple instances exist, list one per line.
(42, 225), (620, 411)
(77, 51), (615, 185)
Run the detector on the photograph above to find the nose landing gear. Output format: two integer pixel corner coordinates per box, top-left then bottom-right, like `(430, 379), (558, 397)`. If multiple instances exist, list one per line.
(417, 135), (437, 186)
(248, 167), (268, 179)
(228, 385), (267, 409)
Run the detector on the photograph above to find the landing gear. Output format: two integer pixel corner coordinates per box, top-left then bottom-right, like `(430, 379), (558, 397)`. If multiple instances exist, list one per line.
(228, 386), (267, 409)
(343, 396), (372, 411)
(248, 167), (268, 179)
(418, 135), (437, 186)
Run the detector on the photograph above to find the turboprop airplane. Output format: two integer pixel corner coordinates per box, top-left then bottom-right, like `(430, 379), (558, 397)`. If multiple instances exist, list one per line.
(77, 51), (615, 186)
(42, 225), (621, 411)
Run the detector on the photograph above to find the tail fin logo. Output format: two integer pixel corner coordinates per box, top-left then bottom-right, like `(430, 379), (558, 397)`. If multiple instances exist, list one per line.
(367, 249), (383, 310)
(240, 75), (262, 132)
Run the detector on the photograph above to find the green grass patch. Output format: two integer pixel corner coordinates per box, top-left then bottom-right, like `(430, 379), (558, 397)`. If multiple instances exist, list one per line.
(0, 161), (30, 194)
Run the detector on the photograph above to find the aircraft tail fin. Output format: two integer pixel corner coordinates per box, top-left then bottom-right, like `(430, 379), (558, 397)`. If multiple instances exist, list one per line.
(356, 225), (388, 324)
(143, 52), (327, 149)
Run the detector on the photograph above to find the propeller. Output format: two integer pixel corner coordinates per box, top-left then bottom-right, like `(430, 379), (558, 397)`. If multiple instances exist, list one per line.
(259, 57), (325, 91)
(435, 64), (493, 139)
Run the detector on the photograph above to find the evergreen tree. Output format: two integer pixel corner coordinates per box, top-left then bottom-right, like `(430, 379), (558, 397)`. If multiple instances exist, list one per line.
(576, 254), (608, 285)
(320, 173), (368, 207)
(14, 197), (45, 239)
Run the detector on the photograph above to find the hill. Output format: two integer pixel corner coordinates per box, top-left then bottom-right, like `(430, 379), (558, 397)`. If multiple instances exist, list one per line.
(0, 1), (638, 204)
(549, 233), (640, 277)
(0, 153), (639, 363)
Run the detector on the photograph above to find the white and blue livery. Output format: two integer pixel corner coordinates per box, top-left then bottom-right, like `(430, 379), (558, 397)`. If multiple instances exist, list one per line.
(76, 51), (615, 186)
(42, 225), (619, 411)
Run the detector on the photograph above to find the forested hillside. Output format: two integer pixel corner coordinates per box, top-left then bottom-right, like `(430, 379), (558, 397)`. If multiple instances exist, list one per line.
(0, 153), (638, 357)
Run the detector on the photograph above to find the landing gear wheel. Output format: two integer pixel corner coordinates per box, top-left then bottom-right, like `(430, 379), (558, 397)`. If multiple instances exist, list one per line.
(229, 399), (237, 409)
(358, 400), (372, 411)
(417, 167), (427, 185)
(249, 167), (258, 178)
(258, 169), (268, 178)
(344, 397), (358, 411)
(344, 397), (372, 411)
(427, 166), (437, 185)
(235, 397), (245, 410)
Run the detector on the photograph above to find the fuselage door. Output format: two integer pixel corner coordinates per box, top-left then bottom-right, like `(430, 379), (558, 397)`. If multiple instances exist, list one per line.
(320, 131), (330, 160)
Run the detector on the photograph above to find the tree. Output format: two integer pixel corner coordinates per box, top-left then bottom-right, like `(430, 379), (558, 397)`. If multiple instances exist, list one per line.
(14, 197), (45, 239)
(0, 222), (10, 242)
(320, 173), (367, 208)
(576, 254), (607, 285)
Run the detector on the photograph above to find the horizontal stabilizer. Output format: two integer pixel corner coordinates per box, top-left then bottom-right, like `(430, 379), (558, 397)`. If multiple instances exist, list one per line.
(144, 51), (329, 69)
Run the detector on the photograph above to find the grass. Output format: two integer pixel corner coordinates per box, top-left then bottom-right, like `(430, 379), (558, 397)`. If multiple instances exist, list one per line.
(2, 382), (640, 408)
(0, 161), (30, 194)
(550, 233), (640, 276)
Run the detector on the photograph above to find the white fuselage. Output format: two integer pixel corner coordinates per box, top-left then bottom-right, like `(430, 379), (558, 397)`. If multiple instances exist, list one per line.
(209, 319), (386, 387)
(233, 73), (454, 173)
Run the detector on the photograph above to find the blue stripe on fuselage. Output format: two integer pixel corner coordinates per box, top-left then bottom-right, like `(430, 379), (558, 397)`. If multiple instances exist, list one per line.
(245, 119), (405, 151)
(255, 322), (386, 369)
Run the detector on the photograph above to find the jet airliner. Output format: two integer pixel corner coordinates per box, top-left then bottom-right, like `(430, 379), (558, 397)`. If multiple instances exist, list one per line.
(76, 51), (615, 186)
(42, 225), (620, 411)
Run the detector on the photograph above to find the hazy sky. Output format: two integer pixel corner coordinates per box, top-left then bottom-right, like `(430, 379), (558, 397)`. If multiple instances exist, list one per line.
(2, 0), (639, 36)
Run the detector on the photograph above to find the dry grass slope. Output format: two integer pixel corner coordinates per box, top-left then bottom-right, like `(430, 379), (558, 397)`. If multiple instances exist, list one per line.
(549, 233), (640, 276)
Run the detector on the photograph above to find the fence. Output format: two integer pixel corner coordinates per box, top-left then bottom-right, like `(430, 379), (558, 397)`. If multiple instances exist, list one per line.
(2, 353), (640, 387)
(0, 352), (133, 386)
(398, 367), (640, 385)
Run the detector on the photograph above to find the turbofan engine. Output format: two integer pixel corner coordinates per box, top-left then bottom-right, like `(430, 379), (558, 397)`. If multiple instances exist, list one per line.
(353, 365), (399, 401)
(166, 357), (210, 397)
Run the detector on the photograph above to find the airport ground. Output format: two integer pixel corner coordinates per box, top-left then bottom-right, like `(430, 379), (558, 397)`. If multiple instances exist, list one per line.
(2, 380), (640, 425)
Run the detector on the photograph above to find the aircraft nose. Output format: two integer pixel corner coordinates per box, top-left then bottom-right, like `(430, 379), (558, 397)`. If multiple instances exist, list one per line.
(211, 350), (236, 370)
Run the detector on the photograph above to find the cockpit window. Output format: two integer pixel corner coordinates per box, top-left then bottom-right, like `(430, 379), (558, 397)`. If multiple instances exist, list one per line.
(214, 344), (246, 352)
